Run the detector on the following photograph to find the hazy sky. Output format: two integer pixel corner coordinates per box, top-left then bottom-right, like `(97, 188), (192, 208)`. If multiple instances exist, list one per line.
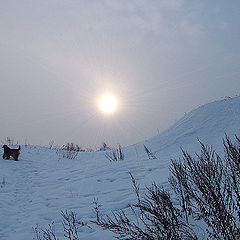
(1, 0), (240, 148)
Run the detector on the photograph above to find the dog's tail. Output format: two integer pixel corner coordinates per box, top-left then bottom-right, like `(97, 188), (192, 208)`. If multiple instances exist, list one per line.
(18, 146), (21, 150)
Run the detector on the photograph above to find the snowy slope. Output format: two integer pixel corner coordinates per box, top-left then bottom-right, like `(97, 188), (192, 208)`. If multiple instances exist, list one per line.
(0, 96), (240, 240)
(142, 96), (240, 158)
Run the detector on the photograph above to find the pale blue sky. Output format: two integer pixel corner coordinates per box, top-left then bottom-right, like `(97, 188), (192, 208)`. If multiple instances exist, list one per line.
(0, 0), (239, 148)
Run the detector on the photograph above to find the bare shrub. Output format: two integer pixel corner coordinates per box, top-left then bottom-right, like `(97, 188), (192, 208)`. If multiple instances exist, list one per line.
(51, 142), (96, 153)
(34, 136), (240, 239)
(169, 136), (240, 239)
(143, 145), (157, 159)
(94, 136), (240, 240)
(61, 210), (86, 240)
(99, 142), (111, 151)
(49, 140), (55, 149)
(61, 143), (84, 152)
(92, 198), (102, 223)
(57, 149), (78, 160)
(33, 222), (58, 240)
(56, 143), (83, 160)
(85, 148), (94, 152)
(1, 137), (14, 146)
(33, 211), (88, 240)
(93, 173), (197, 240)
(105, 145), (124, 162)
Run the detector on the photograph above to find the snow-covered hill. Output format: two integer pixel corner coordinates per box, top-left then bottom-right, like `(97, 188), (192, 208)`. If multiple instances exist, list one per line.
(0, 96), (240, 240)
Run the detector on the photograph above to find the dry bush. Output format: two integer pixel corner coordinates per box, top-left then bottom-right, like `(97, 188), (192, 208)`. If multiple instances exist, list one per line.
(61, 143), (85, 152)
(169, 136), (240, 239)
(56, 149), (78, 160)
(61, 210), (87, 240)
(98, 142), (111, 151)
(33, 222), (58, 240)
(55, 143), (83, 160)
(143, 145), (157, 159)
(93, 173), (197, 240)
(33, 211), (88, 240)
(105, 145), (124, 162)
(49, 140), (55, 149)
(1, 137), (15, 146)
(94, 136), (240, 240)
(34, 136), (240, 239)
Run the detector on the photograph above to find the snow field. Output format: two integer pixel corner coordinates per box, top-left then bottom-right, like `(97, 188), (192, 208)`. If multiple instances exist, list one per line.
(0, 96), (240, 239)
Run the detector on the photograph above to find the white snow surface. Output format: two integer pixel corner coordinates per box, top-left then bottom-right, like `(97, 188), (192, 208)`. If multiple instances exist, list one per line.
(1, 96), (240, 239)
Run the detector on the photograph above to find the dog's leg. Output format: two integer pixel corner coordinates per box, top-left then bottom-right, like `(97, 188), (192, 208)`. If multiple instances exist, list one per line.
(4, 153), (10, 159)
(13, 154), (19, 161)
(2, 153), (9, 159)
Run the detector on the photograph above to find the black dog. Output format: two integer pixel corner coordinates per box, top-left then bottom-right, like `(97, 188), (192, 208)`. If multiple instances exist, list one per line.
(2, 145), (21, 161)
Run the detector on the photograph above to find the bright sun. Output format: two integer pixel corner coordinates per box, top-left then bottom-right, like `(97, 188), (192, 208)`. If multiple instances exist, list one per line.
(98, 94), (118, 114)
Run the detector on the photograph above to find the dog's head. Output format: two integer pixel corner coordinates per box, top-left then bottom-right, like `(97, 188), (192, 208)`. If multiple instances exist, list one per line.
(2, 145), (8, 149)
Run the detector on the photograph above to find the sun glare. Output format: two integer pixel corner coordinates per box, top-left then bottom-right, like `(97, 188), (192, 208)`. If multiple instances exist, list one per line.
(98, 94), (118, 114)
